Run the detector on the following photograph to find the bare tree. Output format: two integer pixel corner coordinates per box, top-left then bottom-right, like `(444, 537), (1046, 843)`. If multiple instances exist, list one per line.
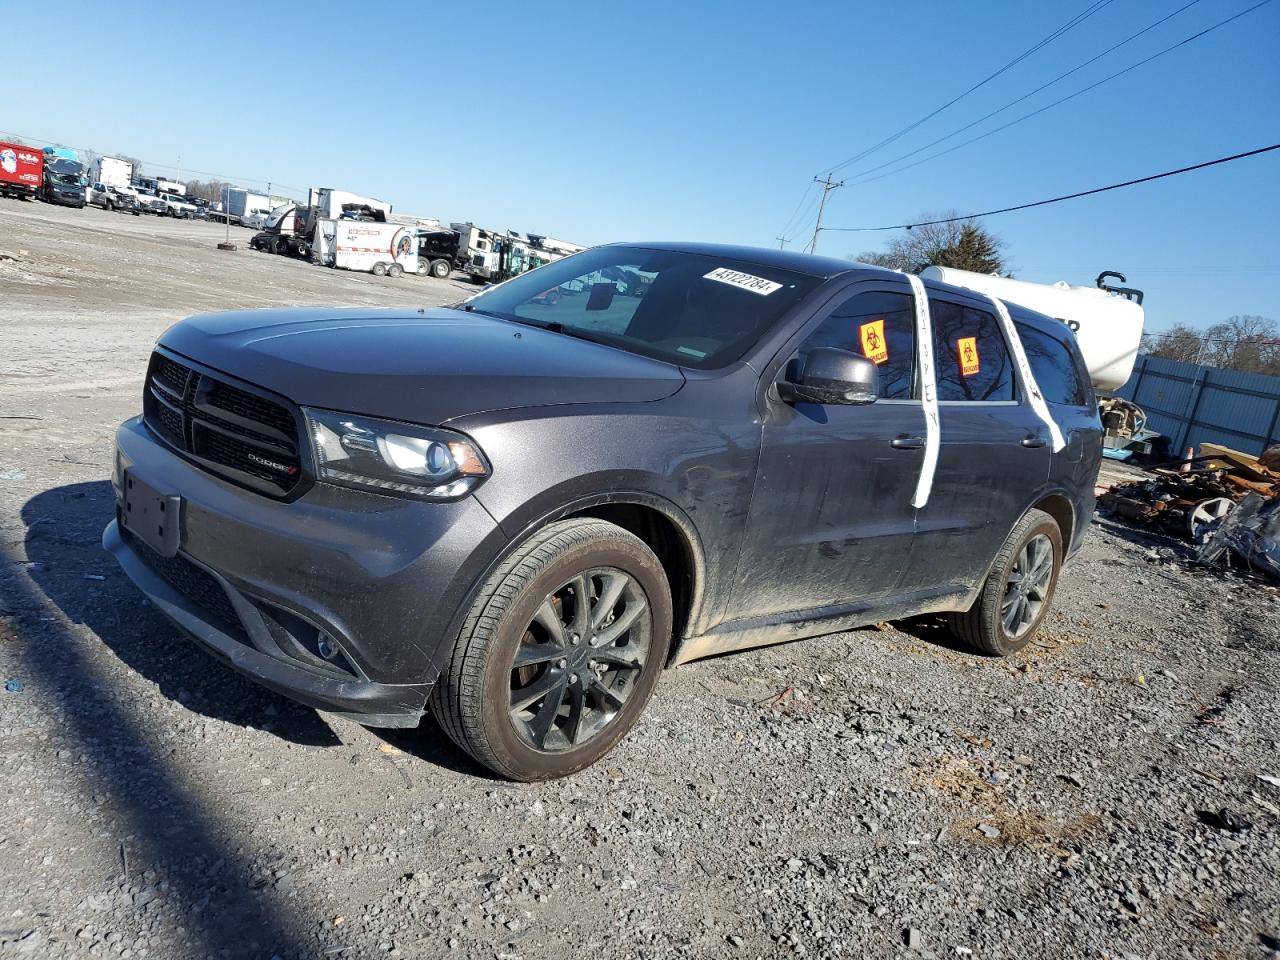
(1144, 316), (1280, 376)
(850, 212), (1009, 276)
(1202, 315), (1280, 376)
(184, 180), (228, 204)
(1143, 324), (1205, 365)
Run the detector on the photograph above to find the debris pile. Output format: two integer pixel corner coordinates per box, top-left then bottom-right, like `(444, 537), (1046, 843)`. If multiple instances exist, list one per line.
(1099, 443), (1280, 581)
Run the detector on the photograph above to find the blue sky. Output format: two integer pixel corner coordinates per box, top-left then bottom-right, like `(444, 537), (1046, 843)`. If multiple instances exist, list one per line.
(2, 0), (1276, 333)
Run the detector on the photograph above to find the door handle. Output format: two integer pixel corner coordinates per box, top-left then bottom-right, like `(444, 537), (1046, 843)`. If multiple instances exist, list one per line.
(891, 436), (926, 449)
(1020, 436), (1047, 448)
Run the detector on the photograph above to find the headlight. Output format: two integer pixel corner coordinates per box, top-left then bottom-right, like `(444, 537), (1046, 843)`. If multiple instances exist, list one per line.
(303, 408), (489, 500)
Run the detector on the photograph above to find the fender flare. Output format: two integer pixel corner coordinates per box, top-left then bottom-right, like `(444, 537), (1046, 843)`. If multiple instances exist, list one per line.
(435, 490), (708, 673)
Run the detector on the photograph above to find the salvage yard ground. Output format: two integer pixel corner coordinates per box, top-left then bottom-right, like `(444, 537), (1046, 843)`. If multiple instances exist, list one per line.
(1, 201), (1278, 959)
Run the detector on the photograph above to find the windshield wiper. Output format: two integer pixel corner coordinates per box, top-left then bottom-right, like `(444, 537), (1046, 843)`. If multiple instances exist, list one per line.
(459, 309), (619, 349)
(539, 322), (617, 349)
(459, 303), (508, 321)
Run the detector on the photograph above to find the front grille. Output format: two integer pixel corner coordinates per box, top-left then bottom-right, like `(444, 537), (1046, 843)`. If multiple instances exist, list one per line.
(121, 525), (242, 632)
(142, 351), (306, 498)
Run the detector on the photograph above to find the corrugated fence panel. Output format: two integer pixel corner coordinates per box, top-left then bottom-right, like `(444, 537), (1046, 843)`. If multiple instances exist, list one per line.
(1115, 354), (1280, 456)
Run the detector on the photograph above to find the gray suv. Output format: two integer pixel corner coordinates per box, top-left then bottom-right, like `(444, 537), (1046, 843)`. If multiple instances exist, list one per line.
(104, 243), (1100, 780)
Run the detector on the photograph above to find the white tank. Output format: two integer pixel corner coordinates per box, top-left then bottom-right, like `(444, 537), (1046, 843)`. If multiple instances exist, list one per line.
(919, 266), (1145, 392)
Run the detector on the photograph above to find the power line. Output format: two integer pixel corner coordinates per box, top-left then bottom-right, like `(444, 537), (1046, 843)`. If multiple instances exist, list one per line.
(1150, 333), (1280, 345)
(843, 0), (1274, 189)
(776, 181), (817, 236)
(822, 143), (1280, 232)
(824, 0), (1118, 175)
(842, 0), (1206, 183)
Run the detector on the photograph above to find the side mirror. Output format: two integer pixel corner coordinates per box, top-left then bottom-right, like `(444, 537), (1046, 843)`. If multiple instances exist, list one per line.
(778, 347), (879, 405)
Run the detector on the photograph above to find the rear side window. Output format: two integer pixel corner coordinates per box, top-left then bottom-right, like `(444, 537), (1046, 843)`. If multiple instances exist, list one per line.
(930, 299), (1015, 401)
(798, 290), (916, 399)
(1016, 322), (1088, 406)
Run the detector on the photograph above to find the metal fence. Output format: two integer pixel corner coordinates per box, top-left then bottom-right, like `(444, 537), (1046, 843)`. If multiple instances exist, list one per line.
(1114, 354), (1280, 456)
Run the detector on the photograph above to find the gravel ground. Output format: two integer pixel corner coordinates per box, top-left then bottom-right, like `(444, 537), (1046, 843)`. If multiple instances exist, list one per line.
(1, 200), (1279, 960)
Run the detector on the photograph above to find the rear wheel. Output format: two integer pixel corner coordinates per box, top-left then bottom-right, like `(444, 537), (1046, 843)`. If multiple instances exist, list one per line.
(388, 263), (404, 278)
(431, 519), (672, 781)
(371, 262), (388, 277)
(948, 508), (1062, 656)
(430, 258), (451, 279)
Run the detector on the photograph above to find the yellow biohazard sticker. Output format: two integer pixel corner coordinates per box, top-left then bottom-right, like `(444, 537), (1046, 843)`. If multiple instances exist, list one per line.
(859, 319), (889, 365)
(957, 336), (980, 377)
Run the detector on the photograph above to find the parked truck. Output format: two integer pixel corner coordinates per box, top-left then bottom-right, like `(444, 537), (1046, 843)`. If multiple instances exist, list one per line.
(417, 228), (466, 278)
(251, 188), (390, 260)
(90, 156), (133, 190)
(40, 148), (87, 208)
(455, 223), (581, 284)
(0, 142), (43, 200)
(215, 186), (273, 226)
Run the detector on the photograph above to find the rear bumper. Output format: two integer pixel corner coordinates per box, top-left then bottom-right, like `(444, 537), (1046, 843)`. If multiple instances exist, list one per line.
(104, 415), (509, 726)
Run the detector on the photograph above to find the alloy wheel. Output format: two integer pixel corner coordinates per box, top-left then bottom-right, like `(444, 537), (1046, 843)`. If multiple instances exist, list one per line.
(1001, 533), (1053, 638)
(508, 567), (650, 752)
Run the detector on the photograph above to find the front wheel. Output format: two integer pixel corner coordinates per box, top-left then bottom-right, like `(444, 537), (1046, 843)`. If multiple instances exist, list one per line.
(371, 261), (388, 277)
(948, 508), (1062, 656)
(430, 518), (672, 781)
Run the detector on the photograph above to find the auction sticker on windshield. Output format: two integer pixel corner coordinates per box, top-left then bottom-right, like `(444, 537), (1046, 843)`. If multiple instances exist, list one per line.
(703, 268), (783, 296)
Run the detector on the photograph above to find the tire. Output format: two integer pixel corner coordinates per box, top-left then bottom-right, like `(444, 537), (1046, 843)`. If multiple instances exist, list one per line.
(416, 261), (429, 277)
(371, 262), (388, 277)
(271, 236), (289, 256)
(430, 518), (673, 781)
(430, 259), (451, 279)
(948, 508), (1062, 656)
(104, 201), (113, 212)
(388, 263), (404, 278)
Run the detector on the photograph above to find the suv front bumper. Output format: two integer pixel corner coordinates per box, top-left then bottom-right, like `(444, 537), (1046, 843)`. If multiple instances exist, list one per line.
(104, 416), (507, 727)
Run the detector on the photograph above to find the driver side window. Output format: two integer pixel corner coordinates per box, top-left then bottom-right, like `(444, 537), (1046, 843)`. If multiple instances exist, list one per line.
(797, 290), (917, 400)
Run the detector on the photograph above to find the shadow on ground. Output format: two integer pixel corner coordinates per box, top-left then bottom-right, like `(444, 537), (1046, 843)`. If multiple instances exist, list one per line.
(7, 480), (326, 956)
(22, 481), (339, 745)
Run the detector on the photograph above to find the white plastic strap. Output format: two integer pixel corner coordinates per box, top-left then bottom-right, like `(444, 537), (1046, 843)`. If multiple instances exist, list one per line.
(986, 295), (1066, 453)
(905, 273), (940, 509)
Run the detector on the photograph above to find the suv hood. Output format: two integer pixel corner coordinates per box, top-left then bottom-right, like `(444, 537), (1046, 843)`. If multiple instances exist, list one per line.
(159, 306), (685, 423)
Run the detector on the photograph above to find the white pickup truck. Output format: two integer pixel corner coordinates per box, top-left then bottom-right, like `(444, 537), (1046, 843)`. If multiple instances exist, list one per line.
(159, 192), (198, 219)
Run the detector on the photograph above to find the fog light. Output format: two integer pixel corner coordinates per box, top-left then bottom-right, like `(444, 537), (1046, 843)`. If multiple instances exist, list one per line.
(317, 636), (338, 660)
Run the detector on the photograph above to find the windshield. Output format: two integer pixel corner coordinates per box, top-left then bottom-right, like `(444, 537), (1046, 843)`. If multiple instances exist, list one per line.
(464, 246), (821, 369)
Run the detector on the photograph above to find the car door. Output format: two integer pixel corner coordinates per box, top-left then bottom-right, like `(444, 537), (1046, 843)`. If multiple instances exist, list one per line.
(729, 281), (927, 621)
(904, 291), (1052, 593)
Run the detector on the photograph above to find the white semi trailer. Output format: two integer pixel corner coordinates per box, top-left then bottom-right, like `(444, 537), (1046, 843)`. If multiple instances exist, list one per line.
(221, 187), (273, 225)
(919, 266), (1145, 393)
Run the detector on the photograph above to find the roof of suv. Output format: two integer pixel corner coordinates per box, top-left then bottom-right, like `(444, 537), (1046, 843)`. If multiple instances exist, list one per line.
(607, 242), (1078, 344)
(616, 241), (876, 280)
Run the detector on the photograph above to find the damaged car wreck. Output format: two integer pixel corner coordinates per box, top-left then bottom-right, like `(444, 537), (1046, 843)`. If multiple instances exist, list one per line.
(104, 243), (1103, 780)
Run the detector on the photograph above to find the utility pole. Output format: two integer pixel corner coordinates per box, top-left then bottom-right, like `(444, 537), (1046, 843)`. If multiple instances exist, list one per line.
(809, 174), (844, 254)
(776, 235), (789, 250)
